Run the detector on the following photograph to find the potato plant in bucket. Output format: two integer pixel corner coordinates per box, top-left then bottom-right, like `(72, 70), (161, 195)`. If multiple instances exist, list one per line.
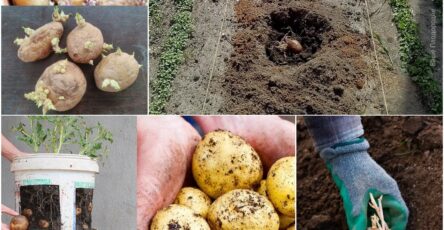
(9, 116), (113, 230)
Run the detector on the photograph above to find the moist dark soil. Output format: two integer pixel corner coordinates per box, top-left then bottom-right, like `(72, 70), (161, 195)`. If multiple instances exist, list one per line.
(18, 186), (94, 230)
(20, 185), (62, 230)
(266, 8), (331, 65)
(297, 116), (443, 229)
(219, 0), (379, 114)
(76, 189), (94, 230)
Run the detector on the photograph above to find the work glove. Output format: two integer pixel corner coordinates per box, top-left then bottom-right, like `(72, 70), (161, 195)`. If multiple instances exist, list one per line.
(320, 137), (409, 230)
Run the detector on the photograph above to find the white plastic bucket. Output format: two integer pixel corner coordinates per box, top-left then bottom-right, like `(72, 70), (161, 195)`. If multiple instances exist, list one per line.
(11, 154), (99, 230)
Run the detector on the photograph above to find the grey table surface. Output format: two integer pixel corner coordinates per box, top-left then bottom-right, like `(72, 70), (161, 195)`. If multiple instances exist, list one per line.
(2, 6), (148, 114)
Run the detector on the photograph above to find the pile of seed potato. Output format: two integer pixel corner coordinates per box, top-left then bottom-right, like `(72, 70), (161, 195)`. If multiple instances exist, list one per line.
(14, 7), (141, 114)
(151, 130), (296, 230)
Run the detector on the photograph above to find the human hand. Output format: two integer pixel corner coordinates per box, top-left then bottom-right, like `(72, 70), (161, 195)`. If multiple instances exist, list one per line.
(2, 204), (19, 230)
(136, 116), (201, 230)
(321, 138), (408, 230)
(2, 135), (26, 162)
(136, 116), (296, 230)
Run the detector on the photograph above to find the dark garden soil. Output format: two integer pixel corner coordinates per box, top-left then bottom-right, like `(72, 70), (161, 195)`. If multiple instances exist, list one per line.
(151, 0), (432, 114)
(19, 186), (94, 230)
(297, 116), (443, 229)
(20, 185), (62, 230)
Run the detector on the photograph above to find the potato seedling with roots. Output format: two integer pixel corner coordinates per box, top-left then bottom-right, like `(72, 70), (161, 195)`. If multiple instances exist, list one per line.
(67, 13), (112, 64)
(24, 59), (86, 114)
(94, 48), (141, 92)
(14, 7), (69, 62)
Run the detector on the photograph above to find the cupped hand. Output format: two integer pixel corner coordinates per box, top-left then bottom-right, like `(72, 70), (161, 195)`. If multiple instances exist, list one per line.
(136, 116), (296, 230)
(136, 116), (201, 230)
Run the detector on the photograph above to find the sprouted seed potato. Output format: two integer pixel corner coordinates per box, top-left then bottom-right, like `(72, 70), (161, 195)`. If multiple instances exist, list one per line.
(24, 59), (86, 114)
(14, 7), (68, 62)
(94, 48), (141, 92)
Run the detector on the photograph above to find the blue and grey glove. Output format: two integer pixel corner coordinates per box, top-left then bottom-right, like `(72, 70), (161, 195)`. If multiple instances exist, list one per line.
(321, 137), (409, 230)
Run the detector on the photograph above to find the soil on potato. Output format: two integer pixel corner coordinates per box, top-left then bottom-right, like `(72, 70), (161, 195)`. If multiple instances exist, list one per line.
(297, 116), (443, 229)
(20, 185), (62, 230)
(75, 189), (94, 230)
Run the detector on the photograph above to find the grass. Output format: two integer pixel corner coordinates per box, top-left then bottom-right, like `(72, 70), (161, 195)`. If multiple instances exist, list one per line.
(389, 0), (442, 113)
(149, 0), (194, 114)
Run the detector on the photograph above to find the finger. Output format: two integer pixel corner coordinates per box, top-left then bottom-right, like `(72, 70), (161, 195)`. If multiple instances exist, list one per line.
(1, 205), (18, 216)
(194, 116), (295, 169)
(381, 195), (409, 230)
(1, 135), (26, 162)
(136, 116), (201, 230)
(2, 223), (10, 230)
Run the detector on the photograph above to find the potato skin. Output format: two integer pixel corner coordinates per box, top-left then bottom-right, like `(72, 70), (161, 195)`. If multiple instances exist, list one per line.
(150, 205), (210, 230)
(192, 130), (263, 199)
(287, 224), (295, 230)
(36, 60), (86, 111)
(173, 187), (211, 218)
(266, 156), (296, 217)
(67, 22), (103, 64)
(17, 22), (63, 62)
(256, 179), (268, 197)
(207, 189), (279, 230)
(94, 50), (140, 92)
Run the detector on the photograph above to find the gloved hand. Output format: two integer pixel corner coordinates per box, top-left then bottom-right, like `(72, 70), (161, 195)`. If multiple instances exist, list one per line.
(320, 137), (409, 230)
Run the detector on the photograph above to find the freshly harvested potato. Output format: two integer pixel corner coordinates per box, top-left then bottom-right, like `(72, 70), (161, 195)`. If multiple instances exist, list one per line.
(67, 13), (104, 64)
(14, 7), (69, 62)
(207, 189), (279, 230)
(279, 214), (295, 229)
(287, 224), (295, 230)
(12, 0), (50, 5)
(192, 130), (263, 198)
(256, 179), (268, 197)
(150, 204), (210, 230)
(173, 187), (211, 218)
(94, 48), (141, 92)
(24, 59), (86, 114)
(266, 156), (296, 217)
(10, 215), (29, 230)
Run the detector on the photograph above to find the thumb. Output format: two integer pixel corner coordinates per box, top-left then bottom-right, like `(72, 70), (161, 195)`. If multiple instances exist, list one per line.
(2, 223), (10, 230)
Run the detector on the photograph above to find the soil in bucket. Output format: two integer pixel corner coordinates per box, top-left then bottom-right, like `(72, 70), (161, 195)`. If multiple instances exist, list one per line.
(75, 189), (94, 230)
(20, 185), (62, 229)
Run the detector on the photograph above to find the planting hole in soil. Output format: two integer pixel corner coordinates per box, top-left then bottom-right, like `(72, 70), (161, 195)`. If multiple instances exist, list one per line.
(19, 185), (62, 229)
(266, 8), (331, 65)
(75, 189), (94, 230)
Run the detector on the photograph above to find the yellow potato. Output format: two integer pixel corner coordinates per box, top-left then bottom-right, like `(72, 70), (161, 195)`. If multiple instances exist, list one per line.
(256, 179), (268, 197)
(150, 205), (210, 230)
(174, 187), (211, 218)
(207, 189), (279, 230)
(279, 214), (295, 229)
(192, 130), (263, 198)
(266, 156), (296, 217)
